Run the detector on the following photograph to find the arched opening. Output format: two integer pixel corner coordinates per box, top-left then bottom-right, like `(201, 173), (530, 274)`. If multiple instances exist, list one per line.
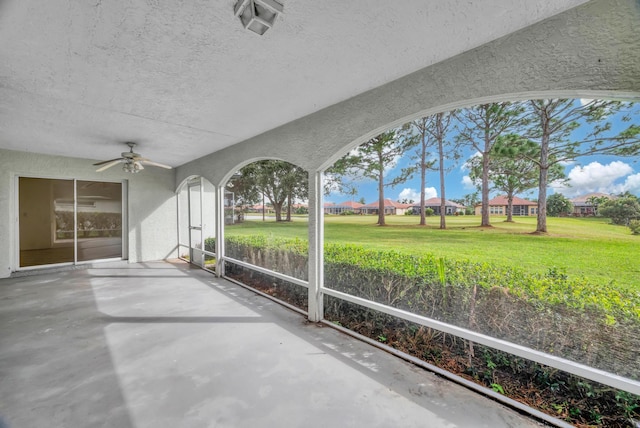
(221, 159), (310, 312)
(316, 96), (640, 425)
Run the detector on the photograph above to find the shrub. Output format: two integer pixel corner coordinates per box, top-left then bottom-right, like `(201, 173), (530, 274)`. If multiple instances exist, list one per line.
(600, 196), (640, 225)
(629, 219), (640, 235)
(424, 208), (434, 217)
(204, 237), (216, 252)
(547, 193), (573, 217)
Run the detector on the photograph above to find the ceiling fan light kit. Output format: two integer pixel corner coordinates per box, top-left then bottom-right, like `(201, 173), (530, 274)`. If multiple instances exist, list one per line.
(123, 162), (143, 174)
(93, 142), (172, 174)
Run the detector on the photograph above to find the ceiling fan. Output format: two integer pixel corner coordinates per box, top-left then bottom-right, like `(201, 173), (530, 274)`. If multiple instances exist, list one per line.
(93, 142), (172, 173)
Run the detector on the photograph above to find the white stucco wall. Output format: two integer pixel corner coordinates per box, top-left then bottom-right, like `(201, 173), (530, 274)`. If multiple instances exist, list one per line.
(0, 149), (177, 278)
(177, 0), (640, 187)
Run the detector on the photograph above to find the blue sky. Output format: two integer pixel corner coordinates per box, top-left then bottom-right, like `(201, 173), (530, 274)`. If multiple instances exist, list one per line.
(325, 100), (640, 205)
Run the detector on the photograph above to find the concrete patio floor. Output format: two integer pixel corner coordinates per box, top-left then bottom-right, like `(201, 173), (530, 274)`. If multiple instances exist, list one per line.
(0, 260), (545, 428)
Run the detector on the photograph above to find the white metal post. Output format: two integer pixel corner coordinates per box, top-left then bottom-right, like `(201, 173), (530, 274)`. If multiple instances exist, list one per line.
(199, 177), (204, 267)
(215, 185), (225, 277)
(121, 180), (128, 260)
(187, 181), (193, 262)
(176, 184), (181, 259)
(307, 170), (324, 322)
(73, 179), (78, 264)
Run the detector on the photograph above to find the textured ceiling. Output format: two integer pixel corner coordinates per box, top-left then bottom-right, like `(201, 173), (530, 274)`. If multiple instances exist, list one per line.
(0, 0), (586, 167)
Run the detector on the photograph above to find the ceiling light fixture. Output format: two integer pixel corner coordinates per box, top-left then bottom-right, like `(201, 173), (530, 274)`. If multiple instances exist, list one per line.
(122, 161), (142, 174)
(234, 0), (283, 36)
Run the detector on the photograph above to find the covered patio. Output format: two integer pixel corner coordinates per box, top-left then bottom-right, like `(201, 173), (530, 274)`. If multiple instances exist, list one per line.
(1, 0), (640, 425)
(0, 261), (543, 428)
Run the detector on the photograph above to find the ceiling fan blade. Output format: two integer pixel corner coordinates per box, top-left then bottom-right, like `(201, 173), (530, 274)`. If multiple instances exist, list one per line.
(139, 159), (172, 169)
(96, 159), (123, 172)
(93, 157), (123, 166)
(94, 145), (171, 173)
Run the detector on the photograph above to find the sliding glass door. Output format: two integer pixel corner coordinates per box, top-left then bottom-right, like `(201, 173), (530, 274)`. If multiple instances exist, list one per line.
(19, 178), (75, 267)
(18, 177), (123, 268)
(76, 181), (123, 262)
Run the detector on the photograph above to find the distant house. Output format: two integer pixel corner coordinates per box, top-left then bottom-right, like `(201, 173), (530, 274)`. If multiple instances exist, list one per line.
(288, 203), (308, 213)
(361, 199), (412, 215)
(413, 197), (465, 215)
(324, 200), (363, 215)
(570, 192), (614, 216)
(475, 195), (538, 216)
(248, 204), (274, 214)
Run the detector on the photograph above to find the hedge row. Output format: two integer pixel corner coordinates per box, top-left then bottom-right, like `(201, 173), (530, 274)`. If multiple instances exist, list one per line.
(225, 235), (639, 321)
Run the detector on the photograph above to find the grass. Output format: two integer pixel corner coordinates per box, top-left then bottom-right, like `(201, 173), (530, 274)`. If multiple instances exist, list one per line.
(224, 214), (640, 292)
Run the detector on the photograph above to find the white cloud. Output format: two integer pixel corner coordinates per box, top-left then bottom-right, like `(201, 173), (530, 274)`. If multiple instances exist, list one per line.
(425, 187), (438, 199)
(462, 175), (479, 190)
(398, 187), (437, 202)
(552, 161), (634, 197)
(611, 173), (640, 195)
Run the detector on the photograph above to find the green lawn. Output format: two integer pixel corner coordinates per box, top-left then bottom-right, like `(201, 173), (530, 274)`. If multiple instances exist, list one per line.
(225, 215), (640, 292)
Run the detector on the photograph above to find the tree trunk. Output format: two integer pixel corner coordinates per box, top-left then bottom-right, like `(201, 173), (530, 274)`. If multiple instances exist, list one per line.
(506, 193), (514, 222)
(536, 166), (549, 232)
(286, 193), (292, 222)
(480, 151), (491, 227)
(419, 142), (426, 226)
(536, 107), (550, 233)
(377, 152), (386, 226)
(274, 201), (283, 222)
(377, 182), (385, 225)
(438, 135), (446, 229)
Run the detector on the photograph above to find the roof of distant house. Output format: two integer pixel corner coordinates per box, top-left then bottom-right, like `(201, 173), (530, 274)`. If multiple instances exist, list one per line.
(477, 195), (537, 206)
(324, 201), (364, 208)
(570, 192), (615, 206)
(415, 197), (465, 208)
(362, 199), (413, 209)
(338, 201), (364, 209)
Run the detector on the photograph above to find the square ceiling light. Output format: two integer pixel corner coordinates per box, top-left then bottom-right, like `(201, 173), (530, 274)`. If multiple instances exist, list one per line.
(234, 0), (283, 35)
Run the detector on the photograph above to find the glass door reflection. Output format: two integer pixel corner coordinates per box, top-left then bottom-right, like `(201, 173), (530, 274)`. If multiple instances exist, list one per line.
(19, 177), (123, 267)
